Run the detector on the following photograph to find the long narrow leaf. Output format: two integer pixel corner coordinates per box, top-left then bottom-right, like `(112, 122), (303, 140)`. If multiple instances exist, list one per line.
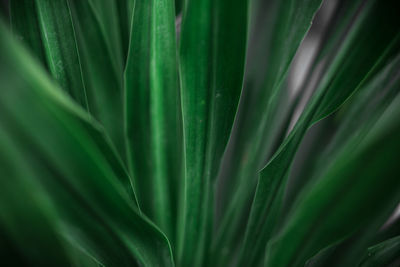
(0, 24), (174, 267)
(34, 0), (89, 109)
(0, 144), (71, 266)
(10, 0), (47, 65)
(68, 0), (126, 157)
(359, 236), (400, 267)
(264, 93), (400, 266)
(213, 0), (323, 264)
(124, 0), (182, 246)
(88, 0), (124, 71)
(240, 2), (400, 264)
(177, 0), (249, 265)
(298, 54), (400, 267)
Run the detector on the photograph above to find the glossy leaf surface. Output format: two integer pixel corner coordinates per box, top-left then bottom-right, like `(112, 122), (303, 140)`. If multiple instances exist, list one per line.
(0, 24), (174, 267)
(178, 0), (248, 265)
(124, 0), (182, 246)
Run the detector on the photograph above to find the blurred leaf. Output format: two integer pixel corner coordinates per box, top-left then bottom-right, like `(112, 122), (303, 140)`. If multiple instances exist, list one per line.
(124, 0), (182, 246)
(3, 0), (400, 266)
(88, 0), (125, 71)
(373, 216), (400, 245)
(264, 91), (400, 267)
(65, 241), (103, 267)
(0, 23), (174, 267)
(177, 0), (249, 265)
(213, 0), (323, 264)
(175, 0), (183, 15)
(0, 142), (71, 266)
(286, 50), (400, 216)
(68, 0), (126, 158)
(359, 235), (400, 267)
(240, 1), (400, 265)
(304, 207), (400, 267)
(115, 0), (135, 61)
(293, 54), (400, 267)
(10, 0), (47, 65)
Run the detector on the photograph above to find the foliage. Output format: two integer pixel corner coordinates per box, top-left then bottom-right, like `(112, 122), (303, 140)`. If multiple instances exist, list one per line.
(0, 0), (399, 266)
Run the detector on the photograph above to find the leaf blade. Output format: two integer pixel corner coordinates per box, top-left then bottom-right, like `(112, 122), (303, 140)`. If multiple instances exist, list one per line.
(177, 0), (249, 265)
(0, 24), (174, 267)
(34, 0), (89, 108)
(124, 0), (182, 246)
(239, 1), (400, 265)
(264, 93), (400, 267)
(68, 0), (126, 158)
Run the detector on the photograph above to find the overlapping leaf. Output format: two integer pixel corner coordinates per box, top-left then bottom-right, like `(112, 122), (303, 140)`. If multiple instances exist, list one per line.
(68, 0), (126, 157)
(264, 92), (400, 266)
(2, 0), (400, 266)
(213, 0), (323, 264)
(88, 0), (125, 69)
(359, 235), (400, 267)
(177, 0), (248, 265)
(290, 54), (400, 267)
(294, 55), (400, 267)
(124, 0), (182, 246)
(15, 0), (89, 108)
(0, 24), (173, 267)
(10, 0), (47, 65)
(0, 144), (71, 266)
(239, 1), (400, 265)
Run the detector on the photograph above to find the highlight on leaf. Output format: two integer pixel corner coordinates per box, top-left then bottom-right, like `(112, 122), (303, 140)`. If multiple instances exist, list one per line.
(0, 0), (399, 266)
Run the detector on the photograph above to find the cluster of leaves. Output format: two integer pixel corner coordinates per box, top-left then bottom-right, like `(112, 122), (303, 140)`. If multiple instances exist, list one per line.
(0, 0), (399, 266)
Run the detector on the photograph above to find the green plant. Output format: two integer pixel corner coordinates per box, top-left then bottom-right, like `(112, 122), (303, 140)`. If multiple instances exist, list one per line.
(0, 0), (399, 266)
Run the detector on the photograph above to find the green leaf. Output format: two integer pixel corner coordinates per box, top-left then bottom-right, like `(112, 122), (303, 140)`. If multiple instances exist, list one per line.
(373, 216), (400, 246)
(359, 236), (400, 267)
(0, 144), (71, 266)
(264, 90), (400, 267)
(68, 0), (126, 158)
(10, 0), (47, 65)
(115, 0), (135, 63)
(286, 48), (400, 216)
(0, 23), (174, 267)
(34, 0), (89, 109)
(177, 0), (249, 265)
(291, 55), (400, 267)
(64, 241), (103, 267)
(175, 0), (184, 15)
(124, 0), (182, 246)
(265, 0), (366, 210)
(213, 0), (323, 264)
(239, 1), (400, 265)
(88, 0), (125, 71)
